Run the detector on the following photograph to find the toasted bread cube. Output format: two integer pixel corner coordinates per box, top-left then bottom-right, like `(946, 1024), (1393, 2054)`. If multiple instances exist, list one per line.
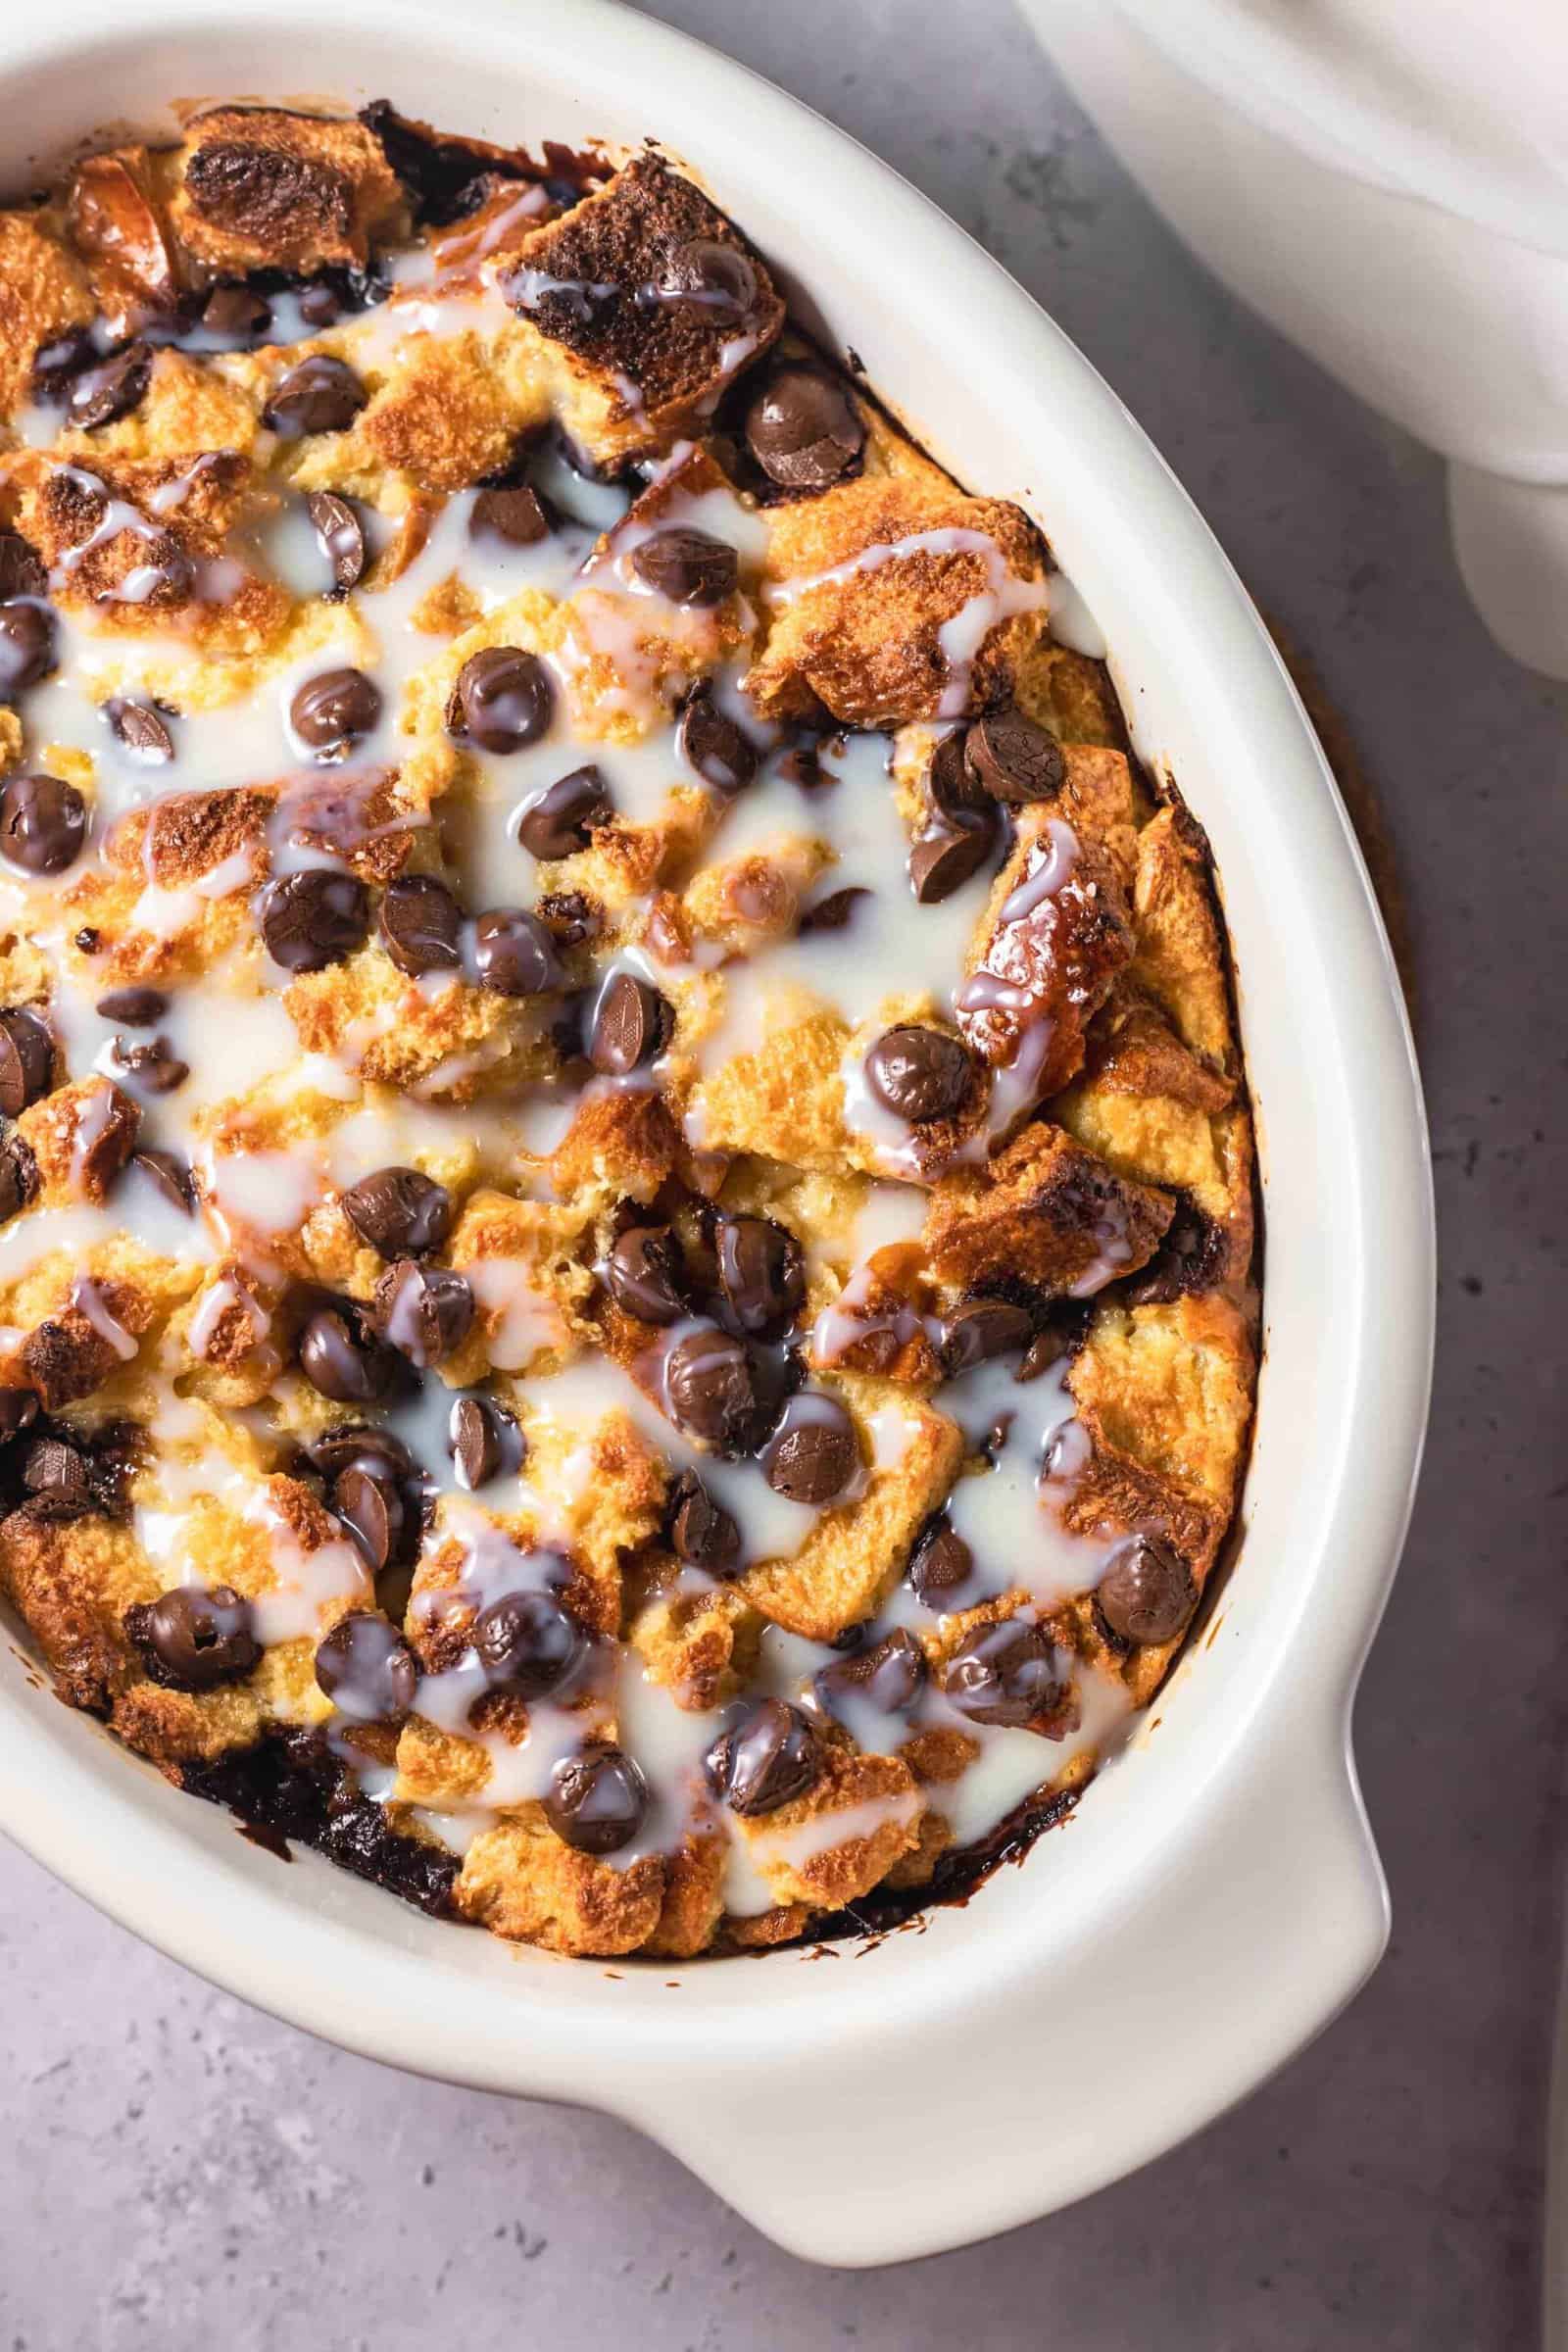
(454, 1812), (665, 1955)
(731, 1743), (922, 1910)
(923, 1122), (1173, 1300)
(170, 108), (404, 275)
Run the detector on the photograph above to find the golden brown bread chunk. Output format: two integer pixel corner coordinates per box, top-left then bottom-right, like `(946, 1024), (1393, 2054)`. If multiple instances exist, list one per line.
(0, 211), (93, 417)
(922, 1121), (1174, 1300)
(169, 108), (405, 275)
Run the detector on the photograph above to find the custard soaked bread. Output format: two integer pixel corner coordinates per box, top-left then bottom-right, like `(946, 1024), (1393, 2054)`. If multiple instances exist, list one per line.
(0, 101), (1256, 1956)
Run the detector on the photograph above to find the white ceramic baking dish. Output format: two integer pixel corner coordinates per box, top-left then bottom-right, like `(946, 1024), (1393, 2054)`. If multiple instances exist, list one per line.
(0, 0), (1434, 2267)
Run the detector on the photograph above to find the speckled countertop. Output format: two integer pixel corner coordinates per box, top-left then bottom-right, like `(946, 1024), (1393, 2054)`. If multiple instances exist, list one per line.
(4, 5), (1565, 2346)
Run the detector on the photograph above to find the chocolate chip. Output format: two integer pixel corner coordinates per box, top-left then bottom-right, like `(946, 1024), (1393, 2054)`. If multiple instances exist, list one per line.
(0, 1137), (39, 1222)
(288, 666), (381, 760)
(327, 1466), (397, 1574)
(23, 1437), (92, 1516)
(909, 821), (995, 905)
(1122, 1198), (1226, 1306)
(797, 885), (869, 936)
(606, 1225), (687, 1325)
(377, 873), (463, 975)
(812, 1627), (927, 1721)
(107, 1034), (188, 1095)
(374, 1259), (473, 1368)
(863, 1024), (974, 1124)
(341, 1165), (452, 1257)
(677, 684), (757, 793)
(587, 971), (671, 1075)
(715, 1215), (803, 1342)
(259, 869), (370, 971)
(645, 237), (758, 321)
(449, 1394), (522, 1490)
(310, 1425), (416, 1484)
(295, 280), (345, 329)
(927, 727), (992, 824)
(906, 1513), (973, 1604)
(665, 1466), (741, 1576)
(936, 1298), (1034, 1377)
(202, 283), (272, 338)
(745, 365), (864, 492)
(515, 764), (612, 859)
(0, 533), (46, 603)
(944, 1618), (1072, 1729)
(29, 325), (96, 405)
(105, 697), (175, 763)
(67, 342), (152, 429)
(94, 986), (167, 1029)
(628, 526), (737, 609)
(704, 1697), (822, 1817)
(129, 1147), (195, 1213)
(0, 1008), (52, 1116)
(545, 1741), (648, 1854)
(0, 1388), (38, 1442)
(471, 485), (555, 547)
(471, 906), (564, 996)
(963, 710), (1066, 807)
(760, 1393), (859, 1505)
(0, 773), (86, 875)
(1097, 1536), (1196, 1646)
(305, 492), (368, 594)
(124, 1584), (261, 1691)
(314, 1610), (416, 1722)
(473, 1590), (585, 1698)
(535, 889), (601, 949)
(298, 1304), (397, 1405)
(0, 605), (58, 702)
(446, 646), (553, 754)
(662, 1324), (759, 1454)
(263, 354), (368, 436)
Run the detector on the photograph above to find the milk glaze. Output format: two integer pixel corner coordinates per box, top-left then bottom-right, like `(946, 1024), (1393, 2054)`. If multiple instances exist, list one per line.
(0, 99), (1257, 1958)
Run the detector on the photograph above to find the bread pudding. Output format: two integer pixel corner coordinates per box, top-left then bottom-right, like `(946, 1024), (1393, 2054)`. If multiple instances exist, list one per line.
(0, 100), (1256, 1958)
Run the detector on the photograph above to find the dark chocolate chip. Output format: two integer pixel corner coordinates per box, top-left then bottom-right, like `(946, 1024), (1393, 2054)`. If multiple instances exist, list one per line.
(201, 283), (272, 338)
(662, 1324), (759, 1454)
(535, 889), (601, 949)
(587, 970), (671, 1075)
(645, 237), (758, 322)
(259, 869), (369, 971)
(812, 1627), (927, 1721)
(298, 1305), (397, 1405)
(263, 354), (368, 436)
(0, 1387), (38, 1441)
(105, 697), (175, 763)
(94, 986), (167, 1029)
(906, 1512), (973, 1604)
(677, 684), (757, 793)
(449, 1394), (523, 1490)
(745, 365), (864, 493)
(23, 1437), (92, 1516)
(936, 1298), (1034, 1377)
(760, 1393), (859, 1505)
(124, 1584), (261, 1691)
(0, 1137), (39, 1221)
(665, 1466), (741, 1576)
(927, 727), (992, 824)
(331, 1462), (405, 1572)
(374, 1259), (473, 1368)
(1122, 1198), (1226, 1306)
(628, 525), (737, 609)
(606, 1225), (687, 1326)
(797, 885), (869, 936)
(314, 1609), (417, 1723)
(341, 1165), (452, 1257)
(545, 1741), (648, 1854)
(377, 873), (464, 975)
(129, 1147), (195, 1214)
(863, 1024), (974, 1125)
(106, 1034), (188, 1095)
(29, 326), (96, 405)
(963, 710), (1066, 807)
(296, 280), (346, 329)
(310, 1425), (415, 1483)
(446, 646), (553, 753)
(470, 484), (556, 547)
(704, 1696), (822, 1817)
(1097, 1536), (1196, 1646)
(944, 1618), (1072, 1729)
(288, 665), (381, 759)
(471, 906), (564, 995)
(909, 821), (995, 904)
(515, 763), (612, 859)
(716, 1215), (803, 1342)
(0, 604), (58, 702)
(305, 492), (367, 594)
(473, 1589), (585, 1699)
(0, 773), (86, 874)
(0, 1007), (52, 1115)
(67, 342), (152, 430)
(0, 533), (46, 603)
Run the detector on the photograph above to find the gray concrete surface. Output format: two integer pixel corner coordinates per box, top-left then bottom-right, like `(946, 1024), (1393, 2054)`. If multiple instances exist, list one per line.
(4, 5), (1565, 2345)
